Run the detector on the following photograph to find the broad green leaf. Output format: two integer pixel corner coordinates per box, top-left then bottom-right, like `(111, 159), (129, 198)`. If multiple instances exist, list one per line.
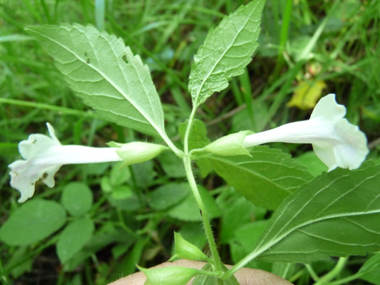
(188, 0), (265, 107)
(148, 183), (190, 210)
(57, 218), (95, 264)
(205, 146), (313, 209)
(229, 221), (272, 274)
(216, 188), (266, 243)
(0, 200), (66, 246)
(25, 24), (167, 138)
(252, 161), (380, 264)
(358, 253), (380, 284)
(61, 182), (93, 217)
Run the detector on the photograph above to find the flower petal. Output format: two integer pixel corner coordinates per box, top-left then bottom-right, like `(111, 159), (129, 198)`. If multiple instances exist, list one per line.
(331, 119), (369, 170)
(8, 160), (61, 203)
(9, 123), (122, 202)
(310, 93), (346, 123)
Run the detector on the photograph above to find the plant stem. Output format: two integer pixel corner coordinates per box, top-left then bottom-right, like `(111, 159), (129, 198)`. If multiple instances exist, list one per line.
(182, 105), (222, 271)
(184, 107), (197, 153)
(314, 257), (347, 285)
(162, 133), (184, 158)
(305, 264), (320, 282)
(183, 155), (222, 272)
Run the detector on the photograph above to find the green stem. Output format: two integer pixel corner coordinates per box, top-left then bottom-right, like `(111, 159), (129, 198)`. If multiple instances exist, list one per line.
(314, 257), (347, 285)
(305, 264), (320, 282)
(162, 134), (184, 158)
(184, 107), (197, 153)
(182, 105), (222, 271)
(183, 155), (222, 272)
(325, 272), (364, 285)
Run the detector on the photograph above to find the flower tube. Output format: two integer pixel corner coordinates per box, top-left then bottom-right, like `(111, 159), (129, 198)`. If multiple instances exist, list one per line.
(242, 94), (369, 171)
(8, 123), (122, 202)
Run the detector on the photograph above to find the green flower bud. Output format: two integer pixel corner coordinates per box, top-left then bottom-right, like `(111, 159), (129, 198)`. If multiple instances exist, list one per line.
(171, 232), (210, 262)
(203, 131), (252, 157)
(138, 265), (201, 285)
(115, 142), (168, 168)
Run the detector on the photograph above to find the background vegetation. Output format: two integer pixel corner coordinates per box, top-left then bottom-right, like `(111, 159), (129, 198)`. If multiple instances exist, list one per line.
(0, 0), (379, 284)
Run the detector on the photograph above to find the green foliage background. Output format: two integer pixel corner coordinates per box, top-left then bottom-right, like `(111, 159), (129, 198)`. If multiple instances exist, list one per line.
(0, 0), (379, 284)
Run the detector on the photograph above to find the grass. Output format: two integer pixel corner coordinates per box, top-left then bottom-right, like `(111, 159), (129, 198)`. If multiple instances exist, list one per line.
(0, 0), (379, 284)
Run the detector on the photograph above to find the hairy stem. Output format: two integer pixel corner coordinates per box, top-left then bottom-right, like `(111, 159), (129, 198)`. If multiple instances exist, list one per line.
(183, 155), (222, 272)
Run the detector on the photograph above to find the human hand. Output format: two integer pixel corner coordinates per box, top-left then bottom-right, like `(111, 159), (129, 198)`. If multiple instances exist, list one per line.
(108, 259), (293, 285)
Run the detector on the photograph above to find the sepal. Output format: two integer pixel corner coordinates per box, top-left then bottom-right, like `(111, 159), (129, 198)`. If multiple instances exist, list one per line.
(170, 232), (210, 262)
(138, 265), (201, 285)
(114, 142), (168, 168)
(202, 131), (252, 157)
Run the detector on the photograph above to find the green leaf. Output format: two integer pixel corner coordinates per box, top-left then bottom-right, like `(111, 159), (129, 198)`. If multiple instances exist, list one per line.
(57, 218), (95, 264)
(206, 146), (313, 209)
(358, 253), (380, 284)
(112, 185), (133, 200)
(148, 183), (190, 210)
(253, 161), (380, 264)
(61, 182), (93, 217)
(216, 188), (266, 243)
(229, 221), (271, 271)
(0, 199), (66, 246)
(172, 232), (209, 262)
(296, 151), (328, 177)
(0, 200), (66, 246)
(25, 24), (167, 138)
(188, 0), (265, 107)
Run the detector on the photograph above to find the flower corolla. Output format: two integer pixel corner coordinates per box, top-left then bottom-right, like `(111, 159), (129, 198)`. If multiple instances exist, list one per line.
(242, 94), (369, 171)
(8, 123), (121, 202)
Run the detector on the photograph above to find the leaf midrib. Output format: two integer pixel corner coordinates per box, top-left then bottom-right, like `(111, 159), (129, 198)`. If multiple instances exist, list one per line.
(29, 26), (164, 136)
(255, 171), (380, 258)
(193, 2), (256, 105)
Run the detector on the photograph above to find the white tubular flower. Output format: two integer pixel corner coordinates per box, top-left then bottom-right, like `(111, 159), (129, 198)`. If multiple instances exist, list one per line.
(8, 123), (122, 202)
(242, 94), (369, 171)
